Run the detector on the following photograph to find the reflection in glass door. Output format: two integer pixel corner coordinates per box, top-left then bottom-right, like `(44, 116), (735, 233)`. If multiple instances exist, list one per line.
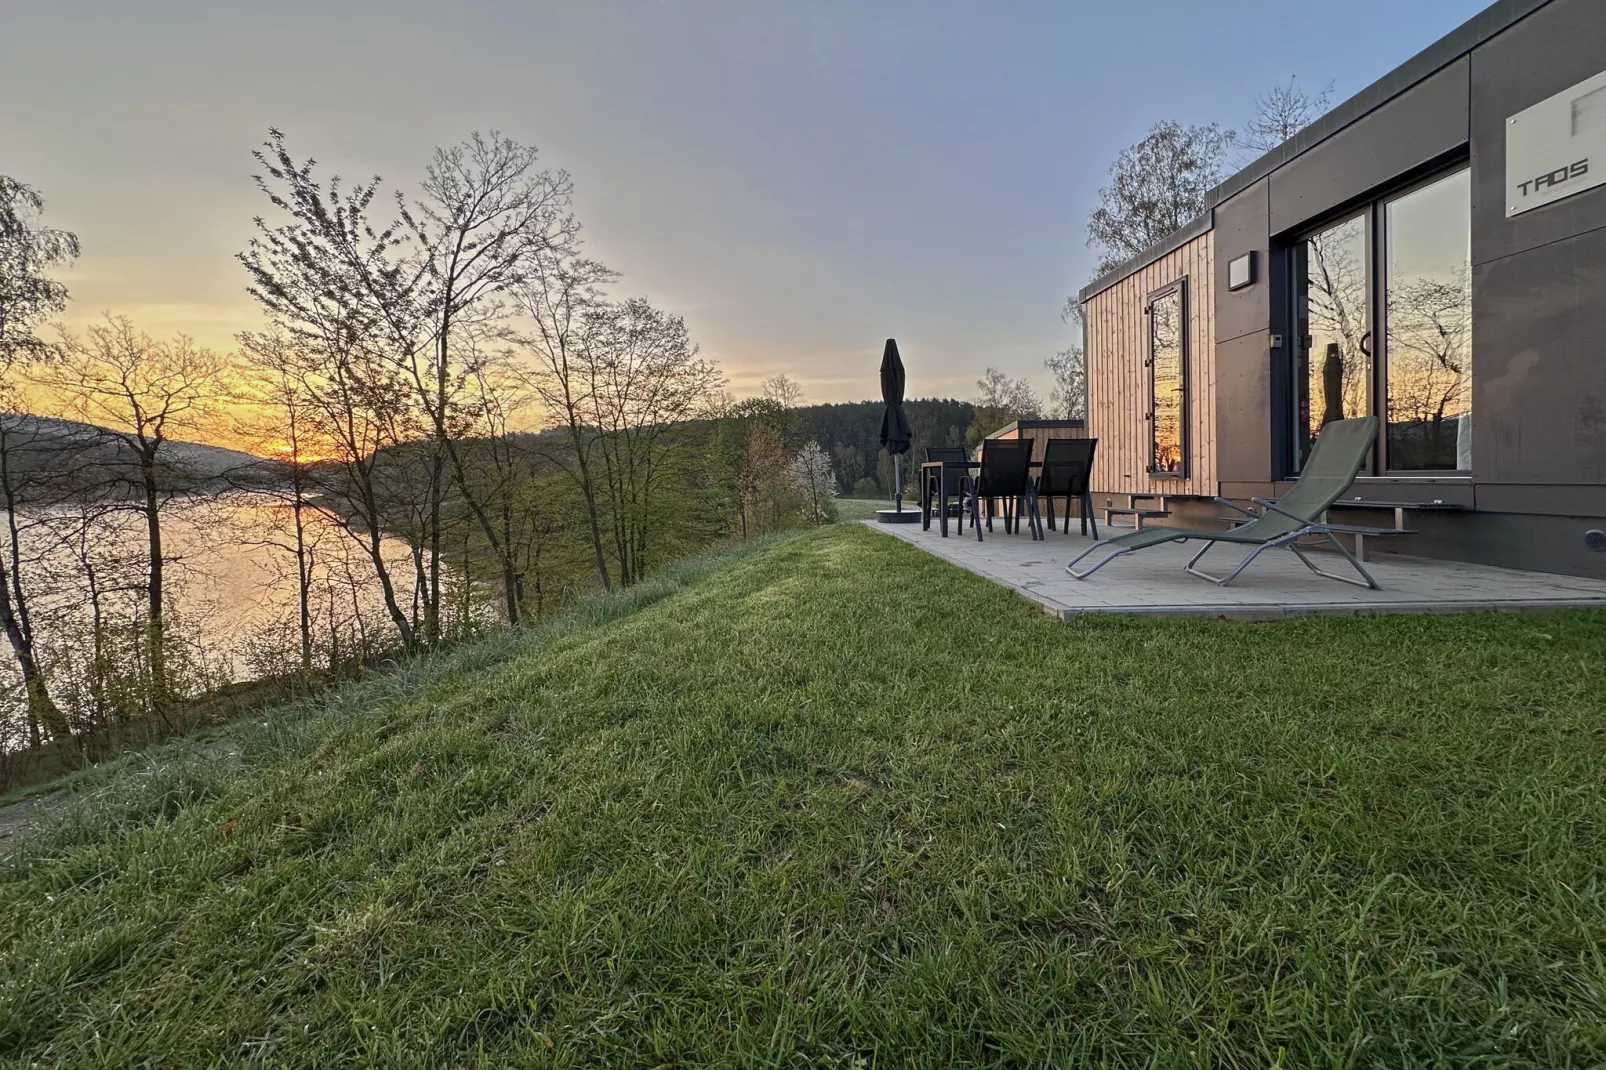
(1294, 214), (1370, 471)
(1148, 283), (1186, 475)
(1384, 169), (1472, 471)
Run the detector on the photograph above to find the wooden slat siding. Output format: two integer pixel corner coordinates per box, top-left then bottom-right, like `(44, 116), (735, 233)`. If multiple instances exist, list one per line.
(1085, 229), (1217, 502)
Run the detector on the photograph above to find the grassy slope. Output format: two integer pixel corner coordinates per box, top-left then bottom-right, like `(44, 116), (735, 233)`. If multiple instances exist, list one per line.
(2, 526), (1604, 1068)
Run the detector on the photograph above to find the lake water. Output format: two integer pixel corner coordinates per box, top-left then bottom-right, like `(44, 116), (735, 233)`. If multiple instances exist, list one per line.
(0, 492), (446, 750)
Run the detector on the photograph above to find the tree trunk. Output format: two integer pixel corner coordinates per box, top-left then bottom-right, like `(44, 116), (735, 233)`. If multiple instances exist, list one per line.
(0, 430), (72, 754)
(292, 490), (312, 674)
(500, 498), (520, 626)
(441, 434), (520, 626)
(566, 418), (612, 592)
(352, 467), (415, 655)
(0, 559), (74, 756)
(140, 451), (170, 719)
(369, 523), (415, 654)
(425, 442), (444, 645)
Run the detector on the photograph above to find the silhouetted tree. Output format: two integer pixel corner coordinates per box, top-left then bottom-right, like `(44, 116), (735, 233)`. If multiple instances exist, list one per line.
(515, 249), (619, 591)
(1046, 300), (1087, 420)
(1087, 121), (1235, 275)
(0, 176), (78, 745)
(45, 316), (228, 717)
(240, 131), (422, 653)
(1241, 77), (1333, 159)
(400, 132), (578, 629)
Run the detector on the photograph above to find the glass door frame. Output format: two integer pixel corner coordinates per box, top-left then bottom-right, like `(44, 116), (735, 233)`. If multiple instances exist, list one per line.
(1289, 208), (1374, 476)
(1376, 166), (1474, 476)
(1278, 161), (1472, 479)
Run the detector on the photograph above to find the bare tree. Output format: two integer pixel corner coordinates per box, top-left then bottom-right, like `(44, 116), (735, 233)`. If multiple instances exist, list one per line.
(787, 441), (836, 525)
(515, 249), (619, 592)
(975, 367), (1041, 418)
(0, 176), (79, 745)
(762, 373), (804, 446)
(1046, 299), (1087, 420)
(455, 337), (542, 620)
(43, 316), (228, 716)
(240, 133), (422, 653)
(379, 132), (577, 631)
(0, 392), (76, 751)
(762, 374), (803, 409)
(579, 297), (724, 585)
(0, 176), (81, 364)
(1305, 219), (1369, 428)
(1241, 77), (1333, 159)
(235, 330), (339, 674)
(1087, 121), (1235, 275)
(965, 367), (1043, 449)
(26, 497), (150, 743)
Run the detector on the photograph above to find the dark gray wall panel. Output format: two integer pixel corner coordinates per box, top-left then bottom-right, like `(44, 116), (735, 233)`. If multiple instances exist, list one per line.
(1269, 59), (1470, 236)
(1470, 0), (1606, 265)
(1213, 179), (1271, 344)
(1363, 510), (1606, 579)
(1476, 482), (1606, 516)
(1472, 224), (1606, 486)
(1348, 478), (1477, 507)
(1213, 333), (1273, 484)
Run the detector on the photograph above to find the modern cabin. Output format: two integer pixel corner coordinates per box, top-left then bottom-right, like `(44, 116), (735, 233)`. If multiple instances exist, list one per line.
(1080, 0), (1606, 579)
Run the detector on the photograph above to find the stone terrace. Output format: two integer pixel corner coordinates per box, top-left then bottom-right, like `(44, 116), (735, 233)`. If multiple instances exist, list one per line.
(867, 519), (1606, 621)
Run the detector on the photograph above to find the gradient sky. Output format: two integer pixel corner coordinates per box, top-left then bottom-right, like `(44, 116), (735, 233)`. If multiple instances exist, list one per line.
(2, 0), (1490, 404)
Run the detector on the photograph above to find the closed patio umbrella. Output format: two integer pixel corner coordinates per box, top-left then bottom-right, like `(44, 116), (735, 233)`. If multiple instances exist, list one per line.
(877, 338), (917, 523)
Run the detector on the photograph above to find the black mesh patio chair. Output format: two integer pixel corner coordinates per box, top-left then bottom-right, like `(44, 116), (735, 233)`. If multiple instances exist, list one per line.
(923, 446), (972, 527)
(967, 438), (1041, 542)
(1037, 437), (1098, 538)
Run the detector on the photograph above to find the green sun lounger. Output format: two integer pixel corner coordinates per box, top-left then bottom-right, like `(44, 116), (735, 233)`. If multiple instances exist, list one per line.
(1066, 416), (1383, 588)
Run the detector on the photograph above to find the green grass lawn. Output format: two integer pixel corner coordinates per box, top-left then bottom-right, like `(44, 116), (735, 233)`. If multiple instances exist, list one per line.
(3, 525), (1604, 1067)
(832, 497), (893, 522)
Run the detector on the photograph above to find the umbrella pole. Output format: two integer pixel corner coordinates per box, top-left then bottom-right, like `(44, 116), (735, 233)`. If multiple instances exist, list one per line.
(894, 455), (902, 513)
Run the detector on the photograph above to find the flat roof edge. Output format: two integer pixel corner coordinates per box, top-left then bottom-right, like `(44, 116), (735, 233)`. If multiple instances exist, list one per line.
(1078, 211), (1213, 304)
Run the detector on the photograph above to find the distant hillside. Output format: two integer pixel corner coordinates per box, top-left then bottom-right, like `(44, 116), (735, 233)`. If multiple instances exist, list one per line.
(0, 414), (272, 499)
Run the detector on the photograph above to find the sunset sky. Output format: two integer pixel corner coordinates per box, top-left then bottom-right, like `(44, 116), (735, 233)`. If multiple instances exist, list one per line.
(2, 0), (1487, 406)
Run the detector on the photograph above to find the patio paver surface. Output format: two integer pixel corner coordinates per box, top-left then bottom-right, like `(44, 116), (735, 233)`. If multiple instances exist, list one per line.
(865, 518), (1606, 619)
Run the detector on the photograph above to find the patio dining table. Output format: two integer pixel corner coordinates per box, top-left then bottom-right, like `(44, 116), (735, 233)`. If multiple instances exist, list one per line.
(919, 459), (1044, 537)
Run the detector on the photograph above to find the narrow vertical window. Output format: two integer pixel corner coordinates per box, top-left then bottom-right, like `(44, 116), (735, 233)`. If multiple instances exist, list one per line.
(1148, 282), (1186, 476)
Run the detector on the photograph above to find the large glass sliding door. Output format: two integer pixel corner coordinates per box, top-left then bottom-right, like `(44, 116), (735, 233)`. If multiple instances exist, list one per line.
(1295, 215), (1370, 471)
(1288, 167), (1472, 475)
(1383, 169), (1472, 471)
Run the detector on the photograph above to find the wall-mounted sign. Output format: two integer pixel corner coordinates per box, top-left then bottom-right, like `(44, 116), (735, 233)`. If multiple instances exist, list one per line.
(1227, 252), (1256, 291)
(1507, 68), (1606, 217)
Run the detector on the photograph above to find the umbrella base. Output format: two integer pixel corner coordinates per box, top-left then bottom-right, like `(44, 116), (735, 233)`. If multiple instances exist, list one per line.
(876, 509), (920, 524)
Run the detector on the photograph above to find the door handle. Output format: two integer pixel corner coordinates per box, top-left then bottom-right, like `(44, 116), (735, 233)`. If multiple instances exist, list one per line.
(1360, 331), (1372, 358)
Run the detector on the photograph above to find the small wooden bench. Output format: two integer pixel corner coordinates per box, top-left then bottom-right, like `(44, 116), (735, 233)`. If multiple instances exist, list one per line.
(1104, 493), (1171, 531)
(1325, 498), (1465, 560)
